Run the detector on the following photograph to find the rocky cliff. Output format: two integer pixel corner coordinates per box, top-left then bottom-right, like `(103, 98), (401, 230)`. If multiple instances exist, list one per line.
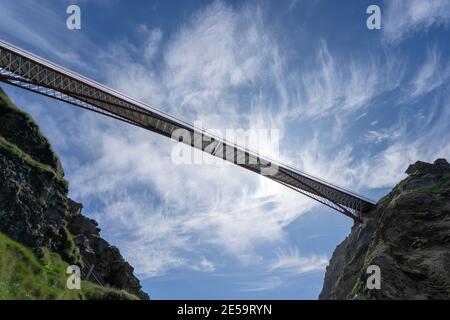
(320, 159), (450, 299)
(0, 87), (149, 300)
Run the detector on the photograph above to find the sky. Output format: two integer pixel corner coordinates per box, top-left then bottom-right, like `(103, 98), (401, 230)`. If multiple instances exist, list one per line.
(0, 0), (449, 299)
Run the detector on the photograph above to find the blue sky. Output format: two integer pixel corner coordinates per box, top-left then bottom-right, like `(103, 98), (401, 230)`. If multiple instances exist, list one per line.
(1, 0), (449, 299)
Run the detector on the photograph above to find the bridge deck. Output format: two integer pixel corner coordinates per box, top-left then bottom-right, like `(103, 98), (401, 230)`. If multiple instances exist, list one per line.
(0, 39), (375, 222)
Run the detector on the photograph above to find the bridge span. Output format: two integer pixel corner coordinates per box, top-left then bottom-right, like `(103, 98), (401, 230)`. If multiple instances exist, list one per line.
(0, 39), (375, 222)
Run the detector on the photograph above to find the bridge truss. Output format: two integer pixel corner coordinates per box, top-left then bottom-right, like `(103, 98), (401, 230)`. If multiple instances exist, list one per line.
(0, 40), (375, 222)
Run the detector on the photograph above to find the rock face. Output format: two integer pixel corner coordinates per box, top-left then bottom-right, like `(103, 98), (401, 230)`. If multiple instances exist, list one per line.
(66, 200), (149, 297)
(0, 87), (149, 300)
(320, 159), (450, 300)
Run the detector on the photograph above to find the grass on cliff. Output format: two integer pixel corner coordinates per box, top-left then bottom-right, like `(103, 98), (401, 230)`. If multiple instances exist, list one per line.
(0, 232), (138, 300)
(0, 88), (36, 121)
(0, 88), (50, 148)
(0, 135), (68, 191)
(418, 173), (450, 194)
(0, 87), (64, 177)
(61, 222), (84, 268)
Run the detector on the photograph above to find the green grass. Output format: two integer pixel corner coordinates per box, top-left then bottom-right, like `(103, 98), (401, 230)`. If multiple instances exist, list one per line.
(0, 88), (49, 144)
(351, 279), (374, 299)
(61, 222), (84, 268)
(0, 232), (138, 300)
(0, 136), (68, 191)
(419, 185), (450, 194)
(0, 87), (64, 177)
(418, 174), (450, 194)
(0, 88), (33, 119)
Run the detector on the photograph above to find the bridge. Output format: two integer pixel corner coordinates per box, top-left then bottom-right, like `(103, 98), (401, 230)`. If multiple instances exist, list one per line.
(0, 39), (375, 222)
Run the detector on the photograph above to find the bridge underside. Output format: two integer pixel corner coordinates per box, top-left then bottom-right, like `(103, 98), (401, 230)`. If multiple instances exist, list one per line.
(0, 40), (375, 222)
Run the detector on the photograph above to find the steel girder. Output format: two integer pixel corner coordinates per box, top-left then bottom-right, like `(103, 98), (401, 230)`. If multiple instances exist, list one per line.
(0, 40), (375, 222)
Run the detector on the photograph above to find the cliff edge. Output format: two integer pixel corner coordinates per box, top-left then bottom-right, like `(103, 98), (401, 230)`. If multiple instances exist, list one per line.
(320, 158), (450, 299)
(0, 87), (149, 300)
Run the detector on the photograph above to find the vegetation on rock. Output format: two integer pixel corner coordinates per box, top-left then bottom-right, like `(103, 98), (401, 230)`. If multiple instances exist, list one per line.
(0, 87), (149, 300)
(320, 159), (450, 300)
(0, 231), (137, 300)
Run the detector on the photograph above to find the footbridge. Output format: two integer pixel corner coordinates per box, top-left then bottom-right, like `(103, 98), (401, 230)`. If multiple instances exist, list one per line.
(0, 40), (375, 222)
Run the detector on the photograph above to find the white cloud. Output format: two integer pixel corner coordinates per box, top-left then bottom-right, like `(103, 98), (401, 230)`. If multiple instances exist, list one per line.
(269, 247), (328, 275)
(241, 276), (283, 292)
(384, 0), (450, 42)
(410, 46), (450, 97)
(191, 258), (216, 273)
(0, 1), (92, 69)
(296, 136), (359, 190)
(291, 86), (450, 191)
(60, 6), (446, 275)
(143, 28), (163, 61)
(355, 95), (450, 189)
(364, 128), (401, 144)
(290, 41), (404, 119)
(54, 1), (317, 277)
(5, 0), (450, 281)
